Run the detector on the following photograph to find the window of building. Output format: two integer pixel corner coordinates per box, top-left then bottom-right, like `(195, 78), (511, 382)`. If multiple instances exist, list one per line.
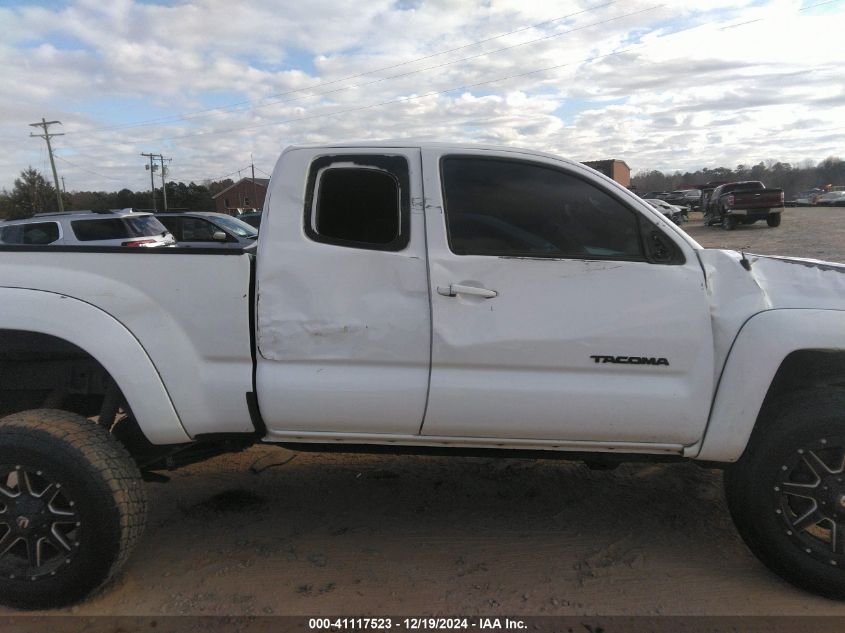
(441, 156), (644, 260)
(304, 154), (410, 251)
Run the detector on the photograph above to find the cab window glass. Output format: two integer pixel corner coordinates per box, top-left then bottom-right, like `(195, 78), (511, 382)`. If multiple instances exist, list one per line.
(442, 157), (643, 260)
(304, 154), (410, 251)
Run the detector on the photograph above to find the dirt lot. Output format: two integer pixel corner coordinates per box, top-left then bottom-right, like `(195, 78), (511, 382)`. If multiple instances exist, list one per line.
(5, 207), (845, 619)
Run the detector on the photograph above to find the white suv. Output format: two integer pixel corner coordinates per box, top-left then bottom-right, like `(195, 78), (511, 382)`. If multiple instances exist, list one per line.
(0, 209), (176, 247)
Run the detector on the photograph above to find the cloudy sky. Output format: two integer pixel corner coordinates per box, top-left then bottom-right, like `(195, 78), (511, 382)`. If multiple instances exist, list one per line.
(0, 0), (842, 192)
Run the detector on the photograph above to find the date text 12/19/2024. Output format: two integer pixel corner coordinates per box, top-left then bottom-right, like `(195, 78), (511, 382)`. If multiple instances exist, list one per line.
(308, 618), (527, 630)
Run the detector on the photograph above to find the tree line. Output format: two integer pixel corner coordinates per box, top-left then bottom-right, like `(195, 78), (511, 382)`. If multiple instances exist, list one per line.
(632, 156), (845, 196)
(0, 167), (235, 220)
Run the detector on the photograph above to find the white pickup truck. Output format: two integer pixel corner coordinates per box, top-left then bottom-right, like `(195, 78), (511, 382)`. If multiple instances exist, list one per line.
(1, 142), (845, 609)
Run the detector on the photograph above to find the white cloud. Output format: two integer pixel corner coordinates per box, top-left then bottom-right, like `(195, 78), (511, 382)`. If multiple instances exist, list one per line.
(0, 0), (843, 192)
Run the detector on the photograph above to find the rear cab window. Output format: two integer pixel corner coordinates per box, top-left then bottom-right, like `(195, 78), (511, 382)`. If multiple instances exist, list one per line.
(303, 154), (410, 251)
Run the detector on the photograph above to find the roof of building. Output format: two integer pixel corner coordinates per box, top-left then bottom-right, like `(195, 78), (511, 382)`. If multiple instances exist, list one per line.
(582, 159), (631, 170)
(212, 177), (270, 199)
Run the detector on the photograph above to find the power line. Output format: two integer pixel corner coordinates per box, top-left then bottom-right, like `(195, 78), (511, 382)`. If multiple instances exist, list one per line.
(61, 4), (662, 150)
(202, 165), (255, 182)
(54, 155), (124, 182)
(65, 1), (622, 136)
(117, 44), (658, 144)
(55, 1), (837, 155)
(175, 4), (661, 129)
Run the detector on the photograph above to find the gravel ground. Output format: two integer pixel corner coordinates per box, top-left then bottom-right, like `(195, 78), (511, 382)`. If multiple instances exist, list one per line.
(4, 206), (845, 619)
(684, 206), (845, 262)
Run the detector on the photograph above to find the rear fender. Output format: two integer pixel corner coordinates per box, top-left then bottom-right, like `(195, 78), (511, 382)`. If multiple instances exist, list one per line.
(0, 288), (189, 444)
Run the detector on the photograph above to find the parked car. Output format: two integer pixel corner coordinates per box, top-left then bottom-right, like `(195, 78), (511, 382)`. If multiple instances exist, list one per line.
(703, 181), (784, 230)
(4, 141), (845, 607)
(155, 211), (258, 248)
(663, 189), (702, 210)
(814, 191), (845, 207)
(641, 191), (670, 200)
(0, 209), (175, 247)
(787, 188), (825, 207)
(238, 212), (263, 229)
(644, 198), (688, 224)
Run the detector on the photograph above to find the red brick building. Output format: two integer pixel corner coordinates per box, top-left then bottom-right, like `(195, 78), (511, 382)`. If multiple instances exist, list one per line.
(213, 177), (269, 214)
(581, 159), (631, 187)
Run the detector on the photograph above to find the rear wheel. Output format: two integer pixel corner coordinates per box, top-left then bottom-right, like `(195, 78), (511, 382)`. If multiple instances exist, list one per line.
(0, 409), (146, 609)
(725, 390), (845, 599)
(767, 214), (782, 227)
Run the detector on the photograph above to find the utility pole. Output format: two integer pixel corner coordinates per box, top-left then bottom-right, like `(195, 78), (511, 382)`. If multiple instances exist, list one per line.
(251, 154), (258, 211)
(158, 155), (171, 211)
(141, 152), (159, 211)
(29, 118), (64, 212)
(61, 176), (66, 193)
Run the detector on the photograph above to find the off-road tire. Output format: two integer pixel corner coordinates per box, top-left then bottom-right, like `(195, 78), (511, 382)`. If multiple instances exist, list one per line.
(722, 214), (738, 231)
(767, 214), (782, 227)
(724, 389), (845, 599)
(0, 409), (147, 609)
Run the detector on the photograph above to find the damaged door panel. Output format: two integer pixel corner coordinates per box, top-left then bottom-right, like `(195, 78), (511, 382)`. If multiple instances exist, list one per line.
(255, 147), (431, 435)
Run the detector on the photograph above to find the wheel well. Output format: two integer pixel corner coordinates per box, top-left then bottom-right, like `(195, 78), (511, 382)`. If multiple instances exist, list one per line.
(758, 350), (845, 418)
(0, 328), (156, 459)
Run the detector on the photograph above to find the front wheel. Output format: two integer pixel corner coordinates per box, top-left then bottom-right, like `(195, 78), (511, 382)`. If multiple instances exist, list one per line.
(767, 214), (782, 227)
(0, 409), (147, 609)
(725, 389), (845, 599)
(722, 214), (738, 231)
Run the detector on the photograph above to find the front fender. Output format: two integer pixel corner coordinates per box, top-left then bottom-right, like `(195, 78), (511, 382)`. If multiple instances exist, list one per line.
(694, 309), (845, 462)
(0, 288), (190, 444)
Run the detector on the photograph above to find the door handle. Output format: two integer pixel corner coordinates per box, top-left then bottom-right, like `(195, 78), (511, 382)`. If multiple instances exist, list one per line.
(436, 284), (498, 299)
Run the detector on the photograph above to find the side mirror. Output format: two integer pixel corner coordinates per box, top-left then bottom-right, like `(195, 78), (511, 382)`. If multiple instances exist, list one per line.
(212, 231), (227, 241)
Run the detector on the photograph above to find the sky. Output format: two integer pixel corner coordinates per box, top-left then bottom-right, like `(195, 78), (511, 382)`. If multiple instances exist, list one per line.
(0, 0), (843, 192)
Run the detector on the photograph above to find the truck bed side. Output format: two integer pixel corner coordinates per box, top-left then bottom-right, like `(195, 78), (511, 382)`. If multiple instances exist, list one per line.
(0, 248), (255, 440)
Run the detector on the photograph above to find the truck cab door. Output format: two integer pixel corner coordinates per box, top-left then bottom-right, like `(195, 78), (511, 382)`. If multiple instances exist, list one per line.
(255, 147), (431, 436)
(420, 149), (715, 447)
